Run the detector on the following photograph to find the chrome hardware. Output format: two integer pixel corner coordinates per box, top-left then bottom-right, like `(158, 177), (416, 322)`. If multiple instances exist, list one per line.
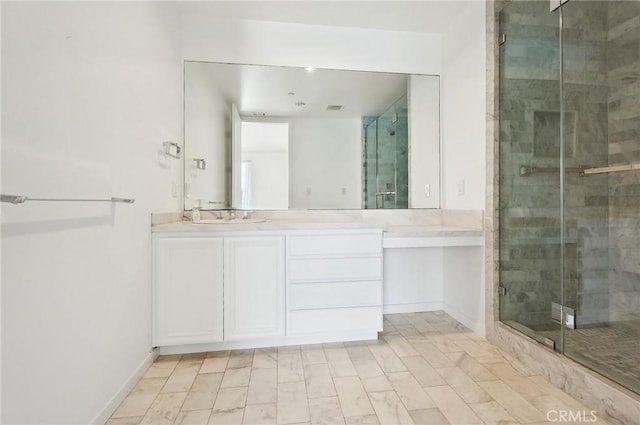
(1, 194), (135, 204)
(163, 141), (181, 159)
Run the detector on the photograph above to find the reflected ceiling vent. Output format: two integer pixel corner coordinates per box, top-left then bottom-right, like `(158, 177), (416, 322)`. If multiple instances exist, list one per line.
(326, 105), (344, 111)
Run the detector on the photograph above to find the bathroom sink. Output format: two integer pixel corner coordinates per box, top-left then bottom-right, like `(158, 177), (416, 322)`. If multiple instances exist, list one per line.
(192, 218), (266, 224)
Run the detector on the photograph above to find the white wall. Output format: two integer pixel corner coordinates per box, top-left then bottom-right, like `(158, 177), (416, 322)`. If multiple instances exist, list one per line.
(290, 118), (362, 209)
(184, 62), (230, 210)
(1, 2), (182, 424)
(180, 15), (442, 75)
(409, 75), (441, 208)
(440, 1), (486, 209)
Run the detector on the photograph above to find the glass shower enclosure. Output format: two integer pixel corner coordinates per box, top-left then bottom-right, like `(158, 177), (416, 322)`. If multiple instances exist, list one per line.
(499, 0), (640, 395)
(363, 95), (409, 209)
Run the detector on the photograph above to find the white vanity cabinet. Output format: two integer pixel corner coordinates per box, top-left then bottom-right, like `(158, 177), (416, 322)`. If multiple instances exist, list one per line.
(286, 229), (384, 337)
(153, 236), (224, 346)
(152, 227), (383, 353)
(223, 236), (285, 340)
(153, 234), (285, 348)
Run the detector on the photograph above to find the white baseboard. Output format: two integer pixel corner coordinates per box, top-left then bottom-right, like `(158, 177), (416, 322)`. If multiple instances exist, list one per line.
(91, 348), (159, 424)
(383, 301), (443, 314)
(443, 302), (485, 337)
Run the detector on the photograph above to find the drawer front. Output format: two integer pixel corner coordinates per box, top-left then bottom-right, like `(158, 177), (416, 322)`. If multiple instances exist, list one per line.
(288, 257), (382, 282)
(288, 233), (382, 257)
(288, 307), (383, 335)
(289, 281), (382, 310)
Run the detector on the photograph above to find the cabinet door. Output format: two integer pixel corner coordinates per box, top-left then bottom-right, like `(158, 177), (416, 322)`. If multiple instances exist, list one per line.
(154, 237), (224, 346)
(224, 236), (285, 340)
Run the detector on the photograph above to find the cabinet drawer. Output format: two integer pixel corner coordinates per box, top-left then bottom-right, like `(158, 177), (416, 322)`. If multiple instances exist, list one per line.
(288, 307), (383, 335)
(289, 281), (382, 310)
(288, 233), (382, 257)
(288, 257), (382, 282)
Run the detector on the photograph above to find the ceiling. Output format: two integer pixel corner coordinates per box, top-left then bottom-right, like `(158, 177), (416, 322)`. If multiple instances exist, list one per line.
(188, 61), (411, 118)
(177, 1), (471, 34)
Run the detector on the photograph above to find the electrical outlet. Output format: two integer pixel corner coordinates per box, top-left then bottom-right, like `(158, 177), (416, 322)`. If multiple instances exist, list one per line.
(457, 179), (465, 196)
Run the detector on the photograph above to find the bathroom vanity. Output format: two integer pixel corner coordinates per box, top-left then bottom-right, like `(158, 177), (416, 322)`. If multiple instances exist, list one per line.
(152, 214), (483, 355)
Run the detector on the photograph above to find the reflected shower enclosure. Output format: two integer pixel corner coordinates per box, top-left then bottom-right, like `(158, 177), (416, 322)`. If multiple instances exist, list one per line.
(363, 94), (409, 209)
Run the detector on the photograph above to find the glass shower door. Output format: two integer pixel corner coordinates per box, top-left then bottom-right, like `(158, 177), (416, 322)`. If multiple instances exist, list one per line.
(561, 0), (640, 394)
(362, 95), (409, 209)
(498, 0), (563, 349)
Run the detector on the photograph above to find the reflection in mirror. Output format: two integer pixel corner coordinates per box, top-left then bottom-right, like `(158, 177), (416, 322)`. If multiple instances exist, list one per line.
(184, 61), (440, 210)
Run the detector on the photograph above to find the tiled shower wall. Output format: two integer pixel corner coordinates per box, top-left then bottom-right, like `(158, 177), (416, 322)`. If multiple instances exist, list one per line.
(499, 1), (563, 328)
(607, 0), (640, 323)
(362, 95), (409, 209)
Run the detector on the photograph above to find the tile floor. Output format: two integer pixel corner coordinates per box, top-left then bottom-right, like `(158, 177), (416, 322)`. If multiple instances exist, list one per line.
(108, 312), (610, 425)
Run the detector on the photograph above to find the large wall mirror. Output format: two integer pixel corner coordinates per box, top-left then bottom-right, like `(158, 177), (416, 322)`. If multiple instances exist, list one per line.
(184, 61), (440, 211)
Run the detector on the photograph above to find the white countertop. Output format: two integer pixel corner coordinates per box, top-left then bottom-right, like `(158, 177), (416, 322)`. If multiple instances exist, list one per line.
(152, 220), (483, 239)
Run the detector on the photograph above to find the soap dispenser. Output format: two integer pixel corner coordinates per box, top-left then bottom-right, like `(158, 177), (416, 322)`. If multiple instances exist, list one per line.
(192, 200), (201, 221)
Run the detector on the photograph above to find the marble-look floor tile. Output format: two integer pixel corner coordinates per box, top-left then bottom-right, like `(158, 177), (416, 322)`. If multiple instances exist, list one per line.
(478, 380), (546, 423)
(221, 367), (251, 388)
(201, 352), (230, 374)
(382, 334), (419, 357)
(175, 409), (212, 425)
(278, 352), (305, 383)
(325, 346), (358, 378)
(309, 396), (345, 425)
(162, 358), (203, 393)
(333, 376), (375, 418)
(243, 403), (277, 425)
(408, 408), (450, 425)
(212, 387), (248, 413)
(140, 392), (187, 425)
(454, 338), (501, 358)
(209, 408), (244, 425)
(301, 345), (327, 365)
(143, 356), (181, 379)
(277, 381), (310, 424)
(408, 341), (454, 368)
(227, 350), (254, 369)
(425, 335), (463, 354)
(346, 346), (385, 379)
(424, 385), (483, 425)
(112, 377), (166, 418)
(435, 366), (492, 403)
(367, 344), (407, 373)
(360, 375), (393, 393)
(445, 352), (498, 382)
(182, 373), (223, 411)
(278, 345), (301, 354)
(367, 391), (414, 425)
(106, 417), (144, 425)
(387, 371), (435, 410)
(304, 363), (337, 399)
(253, 348), (278, 369)
(247, 367), (278, 405)
(468, 401), (518, 425)
(385, 314), (411, 325)
(395, 324), (423, 339)
(400, 356), (446, 388)
(111, 312), (612, 425)
(344, 415), (379, 425)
